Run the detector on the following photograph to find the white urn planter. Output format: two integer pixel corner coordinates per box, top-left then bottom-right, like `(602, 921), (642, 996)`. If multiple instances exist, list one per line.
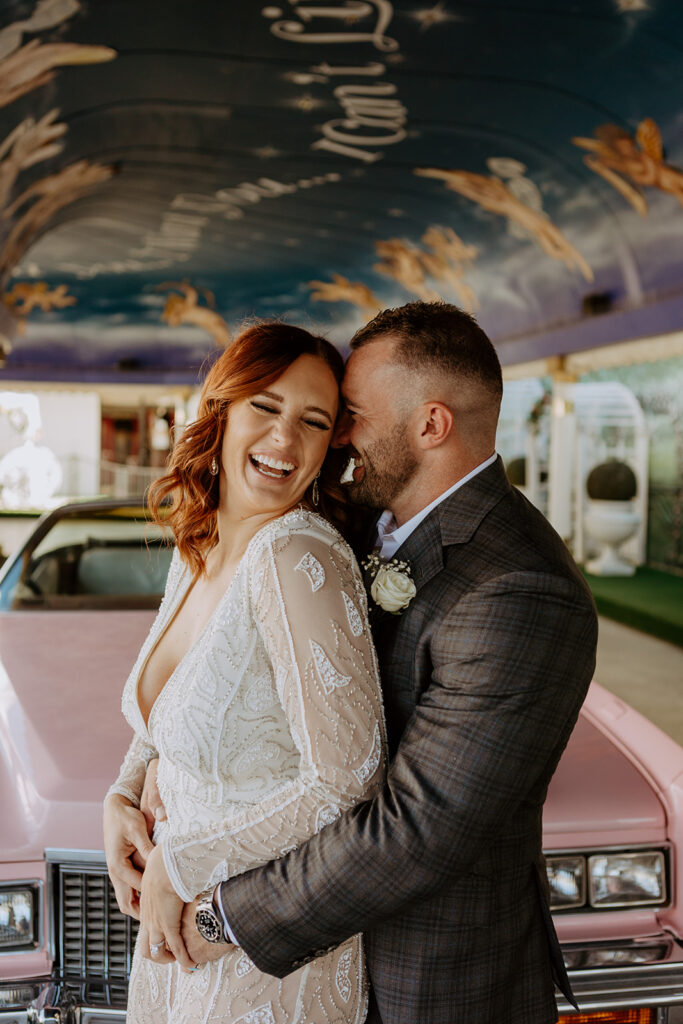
(584, 499), (641, 576)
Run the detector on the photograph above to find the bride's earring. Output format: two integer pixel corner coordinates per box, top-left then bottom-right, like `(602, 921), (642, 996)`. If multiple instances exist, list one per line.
(209, 456), (219, 476)
(312, 472), (320, 506)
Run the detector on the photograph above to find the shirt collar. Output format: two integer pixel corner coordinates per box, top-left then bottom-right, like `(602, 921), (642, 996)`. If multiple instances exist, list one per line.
(376, 451), (498, 559)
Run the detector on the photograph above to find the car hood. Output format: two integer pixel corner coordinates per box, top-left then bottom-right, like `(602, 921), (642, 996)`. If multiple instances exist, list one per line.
(1, 613), (667, 861)
(0, 609), (155, 860)
(543, 711), (666, 849)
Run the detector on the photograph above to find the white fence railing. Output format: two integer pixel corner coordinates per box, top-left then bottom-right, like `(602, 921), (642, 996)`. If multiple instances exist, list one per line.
(97, 459), (163, 499)
(53, 456), (163, 504)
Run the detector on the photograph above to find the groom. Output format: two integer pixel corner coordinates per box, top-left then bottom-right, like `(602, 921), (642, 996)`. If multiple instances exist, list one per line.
(161, 302), (597, 1022)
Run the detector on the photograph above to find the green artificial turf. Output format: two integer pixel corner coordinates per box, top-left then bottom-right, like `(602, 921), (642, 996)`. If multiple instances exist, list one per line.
(582, 567), (683, 648)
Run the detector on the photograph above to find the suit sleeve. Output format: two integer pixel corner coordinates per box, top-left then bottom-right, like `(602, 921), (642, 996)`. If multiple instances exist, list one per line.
(160, 526), (386, 903)
(217, 569), (597, 974)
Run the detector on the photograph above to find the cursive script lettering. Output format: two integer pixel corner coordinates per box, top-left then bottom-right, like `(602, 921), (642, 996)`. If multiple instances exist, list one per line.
(312, 137), (383, 162)
(312, 61), (385, 76)
(268, 0), (408, 163)
(311, 76), (407, 161)
(269, 0), (398, 51)
(171, 173), (339, 221)
(318, 118), (406, 147)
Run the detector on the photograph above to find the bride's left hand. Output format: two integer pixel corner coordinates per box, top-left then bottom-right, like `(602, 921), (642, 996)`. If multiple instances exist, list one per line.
(140, 845), (196, 971)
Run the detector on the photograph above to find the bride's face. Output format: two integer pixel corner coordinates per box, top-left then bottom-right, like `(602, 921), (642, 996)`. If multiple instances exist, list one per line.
(219, 353), (339, 519)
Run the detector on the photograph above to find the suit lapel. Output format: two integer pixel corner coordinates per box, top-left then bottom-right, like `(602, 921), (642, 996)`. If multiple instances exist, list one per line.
(364, 457), (511, 624)
(437, 455), (511, 548)
(392, 456), (511, 587)
(392, 511), (444, 592)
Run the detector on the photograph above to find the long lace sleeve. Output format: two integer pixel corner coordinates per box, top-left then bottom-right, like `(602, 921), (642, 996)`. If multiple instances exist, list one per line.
(105, 732), (158, 807)
(161, 520), (386, 902)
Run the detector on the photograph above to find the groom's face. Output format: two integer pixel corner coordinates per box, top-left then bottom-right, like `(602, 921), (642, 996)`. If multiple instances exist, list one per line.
(338, 336), (418, 510)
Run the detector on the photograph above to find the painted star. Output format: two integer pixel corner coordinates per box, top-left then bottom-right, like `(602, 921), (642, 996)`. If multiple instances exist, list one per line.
(411, 2), (454, 31)
(293, 93), (322, 113)
(253, 145), (280, 159)
(284, 71), (327, 85)
(615, 0), (649, 9)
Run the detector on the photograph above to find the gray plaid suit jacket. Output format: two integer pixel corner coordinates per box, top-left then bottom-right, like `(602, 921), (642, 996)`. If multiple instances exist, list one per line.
(217, 457), (598, 1024)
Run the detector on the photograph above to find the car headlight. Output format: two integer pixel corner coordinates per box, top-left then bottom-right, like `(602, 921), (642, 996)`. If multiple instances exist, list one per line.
(588, 851), (666, 908)
(546, 856), (586, 909)
(0, 886), (39, 951)
(546, 850), (667, 911)
(0, 985), (41, 1008)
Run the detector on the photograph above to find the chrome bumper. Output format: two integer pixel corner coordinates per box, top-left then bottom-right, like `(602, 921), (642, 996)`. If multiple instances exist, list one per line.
(557, 959), (683, 1014)
(3, 951), (683, 1022)
(0, 979), (126, 1024)
(0, 1013), (125, 1024)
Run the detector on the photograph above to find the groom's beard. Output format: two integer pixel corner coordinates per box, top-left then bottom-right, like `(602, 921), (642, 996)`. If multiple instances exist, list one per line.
(348, 422), (419, 510)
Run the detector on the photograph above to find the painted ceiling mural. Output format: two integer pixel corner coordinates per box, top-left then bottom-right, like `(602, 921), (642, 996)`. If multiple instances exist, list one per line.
(0, 0), (680, 382)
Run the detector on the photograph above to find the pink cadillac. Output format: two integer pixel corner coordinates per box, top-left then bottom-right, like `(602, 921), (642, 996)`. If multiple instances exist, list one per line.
(0, 499), (681, 1024)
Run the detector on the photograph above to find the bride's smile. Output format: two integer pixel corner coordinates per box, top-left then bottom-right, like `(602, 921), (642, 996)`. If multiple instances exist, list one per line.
(218, 353), (339, 521)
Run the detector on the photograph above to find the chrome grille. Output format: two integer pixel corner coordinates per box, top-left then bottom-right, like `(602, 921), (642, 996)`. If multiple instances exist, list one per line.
(56, 864), (138, 981)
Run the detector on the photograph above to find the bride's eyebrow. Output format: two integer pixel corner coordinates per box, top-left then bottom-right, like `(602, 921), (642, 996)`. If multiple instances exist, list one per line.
(305, 406), (332, 422)
(258, 390), (332, 422)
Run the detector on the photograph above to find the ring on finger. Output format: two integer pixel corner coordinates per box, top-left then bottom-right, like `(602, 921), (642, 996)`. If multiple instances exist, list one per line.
(150, 940), (165, 957)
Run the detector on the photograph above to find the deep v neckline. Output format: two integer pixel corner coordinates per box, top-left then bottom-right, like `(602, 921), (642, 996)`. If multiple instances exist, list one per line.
(134, 561), (239, 734)
(133, 507), (325, 736)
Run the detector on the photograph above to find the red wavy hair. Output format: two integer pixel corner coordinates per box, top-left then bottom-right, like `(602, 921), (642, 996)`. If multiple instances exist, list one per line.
(148, 322), (348, 576)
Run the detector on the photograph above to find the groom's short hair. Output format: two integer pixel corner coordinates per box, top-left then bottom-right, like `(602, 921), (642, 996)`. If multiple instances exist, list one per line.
(350, 300), (503, 405)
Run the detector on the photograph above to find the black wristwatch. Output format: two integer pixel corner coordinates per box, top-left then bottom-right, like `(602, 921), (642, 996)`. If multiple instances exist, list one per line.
(195, 891), (226, 944)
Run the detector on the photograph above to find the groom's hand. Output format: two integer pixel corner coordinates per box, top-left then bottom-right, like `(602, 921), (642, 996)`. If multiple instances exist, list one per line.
(181, 897), (234, 964)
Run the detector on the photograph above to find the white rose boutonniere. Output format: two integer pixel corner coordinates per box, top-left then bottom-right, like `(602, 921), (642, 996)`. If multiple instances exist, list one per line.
(362, 554), (417, 615)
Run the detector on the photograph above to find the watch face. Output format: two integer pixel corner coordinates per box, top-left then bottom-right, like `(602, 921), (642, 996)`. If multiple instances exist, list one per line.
(196, 906), (223, 944)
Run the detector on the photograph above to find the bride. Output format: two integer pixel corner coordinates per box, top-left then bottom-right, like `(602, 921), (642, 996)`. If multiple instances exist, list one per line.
(103, 322), (386, 1024)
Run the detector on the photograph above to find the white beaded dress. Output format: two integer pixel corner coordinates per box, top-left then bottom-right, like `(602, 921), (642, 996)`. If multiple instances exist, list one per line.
(108, 508), (386, 1024)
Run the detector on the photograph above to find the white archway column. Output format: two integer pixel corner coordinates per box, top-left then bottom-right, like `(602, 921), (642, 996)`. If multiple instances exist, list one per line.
(547, 361), (577, 542)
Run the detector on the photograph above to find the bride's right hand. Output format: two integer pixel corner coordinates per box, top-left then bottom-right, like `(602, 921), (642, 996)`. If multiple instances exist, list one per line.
(140, 756), (167, 837)
(103, 793), (155, 920)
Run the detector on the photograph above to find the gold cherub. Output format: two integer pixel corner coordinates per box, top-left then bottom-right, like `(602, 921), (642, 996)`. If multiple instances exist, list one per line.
(416, 167), (593, 282)
(374, 238), (442, 301)
(2, 280), (76, 333)
(308, 273), (381, 315)
(419, 226), (479, 311)
(573, 118), (683, 216)
(159, 282), (231, 348)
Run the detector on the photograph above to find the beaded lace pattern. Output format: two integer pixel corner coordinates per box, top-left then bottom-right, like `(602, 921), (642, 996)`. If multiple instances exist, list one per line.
(108, 509), (386, 1024)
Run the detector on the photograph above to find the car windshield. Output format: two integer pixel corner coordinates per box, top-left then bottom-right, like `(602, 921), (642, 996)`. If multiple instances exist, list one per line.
(0, 506), (175, 611)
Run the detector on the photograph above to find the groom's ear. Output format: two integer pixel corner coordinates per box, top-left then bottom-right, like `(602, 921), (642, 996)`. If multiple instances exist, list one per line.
(416, 401), (453, 449)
